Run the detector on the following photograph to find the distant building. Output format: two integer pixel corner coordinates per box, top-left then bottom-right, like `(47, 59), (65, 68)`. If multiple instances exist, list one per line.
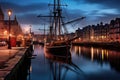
(74, 18), (120, 43)
(94, 22), (109, 42)
(75, 28), (82, 37)
(109, 18), (120, 42)
(0, 6), (23, 41)
(82, 25), (92, 42)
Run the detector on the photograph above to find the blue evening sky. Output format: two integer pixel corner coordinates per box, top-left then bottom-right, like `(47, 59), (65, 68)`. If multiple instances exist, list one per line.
(0, 0), (120, 34)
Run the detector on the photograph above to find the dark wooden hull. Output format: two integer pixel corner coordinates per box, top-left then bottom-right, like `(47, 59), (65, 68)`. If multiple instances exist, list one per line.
(44, 45), (71, 56)
(44, 49), (71, 63)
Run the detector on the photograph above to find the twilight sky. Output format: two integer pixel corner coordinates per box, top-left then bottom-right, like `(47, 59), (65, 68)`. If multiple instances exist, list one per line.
(0, 0), (120, 34)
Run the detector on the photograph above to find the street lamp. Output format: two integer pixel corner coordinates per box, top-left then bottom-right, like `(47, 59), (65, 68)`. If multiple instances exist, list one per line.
(7, 9), (12, 49)
(29, 25), (32, 34)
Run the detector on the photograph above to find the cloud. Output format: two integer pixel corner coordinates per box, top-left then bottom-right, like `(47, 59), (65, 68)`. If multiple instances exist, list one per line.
(17, 13), (39, 25)
(62, 8), (85, 21)
(1, 0), (120, 34)
(70, 0), (120, 26)
(1, 2), (48, 14)
(72, 0), (120, 9)
(1, 2), (50, 25)
(71, 0), (120, 15)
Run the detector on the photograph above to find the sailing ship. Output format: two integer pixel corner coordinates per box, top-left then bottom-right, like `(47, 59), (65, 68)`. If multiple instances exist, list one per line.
(43, 0), (85, 54)
(43, 0), (71, 54)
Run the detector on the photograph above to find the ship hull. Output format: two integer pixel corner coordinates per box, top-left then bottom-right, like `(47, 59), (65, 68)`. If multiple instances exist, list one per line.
(44, 44), (71, 56)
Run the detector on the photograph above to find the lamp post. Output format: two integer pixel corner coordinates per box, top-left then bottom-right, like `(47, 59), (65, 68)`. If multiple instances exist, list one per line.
(30, 25), (31, 34)
(29, 25), (32, 41)
(8, 9), (12, 49)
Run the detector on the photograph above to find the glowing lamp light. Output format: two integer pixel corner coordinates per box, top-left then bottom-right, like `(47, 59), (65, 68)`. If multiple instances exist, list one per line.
(10, 34), (12, 36)
(7, 9), (12, 49)
(4, 30), (7, 35)
(8, 9), (12, 16)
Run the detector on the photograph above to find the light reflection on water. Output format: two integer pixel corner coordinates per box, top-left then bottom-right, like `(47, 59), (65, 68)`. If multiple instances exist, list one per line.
(28, 44), (120, 80)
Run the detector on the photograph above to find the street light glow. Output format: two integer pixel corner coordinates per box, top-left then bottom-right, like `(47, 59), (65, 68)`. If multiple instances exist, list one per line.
(8, 9), (12, 16)
(4, 30), (7, 35)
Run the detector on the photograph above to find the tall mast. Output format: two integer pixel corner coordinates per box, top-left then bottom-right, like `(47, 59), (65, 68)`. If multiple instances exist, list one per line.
(57, 0), (61, 35)
(56, 0), (67, 36)
(53, 0), (57, 37)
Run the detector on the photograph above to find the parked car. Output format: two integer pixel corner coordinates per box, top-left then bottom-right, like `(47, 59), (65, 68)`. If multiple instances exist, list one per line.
(0, 41), (7, 46)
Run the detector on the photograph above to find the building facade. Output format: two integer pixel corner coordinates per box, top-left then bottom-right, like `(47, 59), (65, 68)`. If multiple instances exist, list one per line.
(109, 18), (120, 42)
(75, 18), (120, 43)
(0, 6), (23, 42)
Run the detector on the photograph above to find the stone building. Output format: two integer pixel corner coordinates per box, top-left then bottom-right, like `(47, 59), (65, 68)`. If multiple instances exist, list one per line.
(0, 6), (23, 42)
(82, 25), (95, 42)
(109, 18), (120, 42)
(75, 18), (120, 43)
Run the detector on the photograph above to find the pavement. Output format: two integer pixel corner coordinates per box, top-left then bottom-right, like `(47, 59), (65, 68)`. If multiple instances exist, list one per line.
(0, 46), (26, 79)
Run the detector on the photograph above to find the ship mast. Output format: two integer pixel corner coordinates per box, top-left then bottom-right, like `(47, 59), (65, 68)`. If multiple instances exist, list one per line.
(37, 0), (67, 39)
(54, 0), (65, 36)
(57, 0), (61, 35)
(51, 0), (62, 39)
(53, 0), (57, 37)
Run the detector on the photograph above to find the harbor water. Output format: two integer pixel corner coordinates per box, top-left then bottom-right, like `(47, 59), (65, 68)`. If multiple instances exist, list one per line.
(27, 44), (120, 80)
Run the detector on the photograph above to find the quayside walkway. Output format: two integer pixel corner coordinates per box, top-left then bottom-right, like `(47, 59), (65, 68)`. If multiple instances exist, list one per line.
(0, 45), (33, 80)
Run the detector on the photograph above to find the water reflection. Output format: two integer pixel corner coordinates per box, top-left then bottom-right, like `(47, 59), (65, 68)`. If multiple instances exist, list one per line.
(72, 46), (120, 72)
(28, 45), (120, 80)
(44, 51), (84, 80)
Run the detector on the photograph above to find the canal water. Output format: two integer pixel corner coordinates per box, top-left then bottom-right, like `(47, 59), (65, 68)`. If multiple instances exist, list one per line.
(27, 44), (120, 80)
